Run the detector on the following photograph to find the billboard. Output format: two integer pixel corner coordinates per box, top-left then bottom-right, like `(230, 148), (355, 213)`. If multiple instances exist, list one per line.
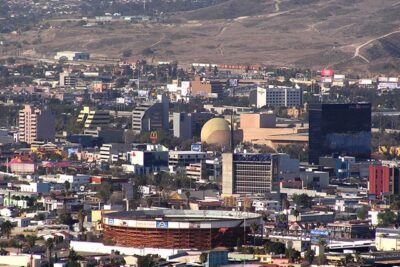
(310, 229), (329, 237)
(321, 69), (334, 77)
(191, 143), (202, 152)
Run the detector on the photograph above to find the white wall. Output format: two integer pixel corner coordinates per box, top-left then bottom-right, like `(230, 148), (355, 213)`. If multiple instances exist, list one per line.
(70, 241), (185, 259)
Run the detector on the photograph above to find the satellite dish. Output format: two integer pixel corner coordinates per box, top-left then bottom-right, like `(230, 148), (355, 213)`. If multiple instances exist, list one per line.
(80, 185), (85, 192)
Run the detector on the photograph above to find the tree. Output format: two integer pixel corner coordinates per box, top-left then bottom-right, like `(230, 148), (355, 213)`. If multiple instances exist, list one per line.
(137, 255), (156, 267)
(122, 49), (132, 58)
(185, 191), (190, 207)
(285, 247), (300, 263)
(45, 238), (54, 266)
(304, 247), (315, 264)
(1, 221), (14, 239)
(357, 207), (368, 220)
(236, 238), (242, 251)
(292, 194), (313, 208)
(64, 180), (70, 193)
(26, 235), (37, 250)
(378, 209), (397, 226)
(199, 252), (208, 264)
(67, 248), (83, 267)
(264, 240), (285, 255)
(77, 210), (86, 239)
(293, 209), (300, 222)
(250, 222), (258, 246)
(282, 198), (290, 210)
(98, 182), (112, 204)
(318, 239), (327, 265)
(59, 212), (74, 229)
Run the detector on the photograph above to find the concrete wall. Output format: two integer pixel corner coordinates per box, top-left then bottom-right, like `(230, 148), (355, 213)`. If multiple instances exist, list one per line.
(70, 241), (184, 258)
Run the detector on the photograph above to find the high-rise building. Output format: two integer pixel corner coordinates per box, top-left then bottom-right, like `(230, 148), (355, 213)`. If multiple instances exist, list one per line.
(369, 164), (400, 196)
(132, 94), (169, 134)
(222, 153), (298, 195)
(18, 105), (55, 144)
(77, 106), (110, 129)
(309, 103), (371, 164)
(173, 112), (214, 139)
(254, 86), (302, 108)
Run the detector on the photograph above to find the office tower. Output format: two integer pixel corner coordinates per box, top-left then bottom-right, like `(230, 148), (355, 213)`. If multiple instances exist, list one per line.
(369, 164), (400, 196)
(132, 94), (169, 134)
(173, 112), (214, 139)
(254, 86), (302, 108)
(77, 106), (110, 129)
(222, 153), (298, 195)
(18, 105), (55, 144)
(309, 103), (371, 164)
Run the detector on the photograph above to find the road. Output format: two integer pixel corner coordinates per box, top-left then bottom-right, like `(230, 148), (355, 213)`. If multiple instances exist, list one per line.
(353, 29), (400, 63)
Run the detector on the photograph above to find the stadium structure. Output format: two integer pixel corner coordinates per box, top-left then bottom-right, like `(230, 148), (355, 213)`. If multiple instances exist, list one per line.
(102, 209), (262, 250)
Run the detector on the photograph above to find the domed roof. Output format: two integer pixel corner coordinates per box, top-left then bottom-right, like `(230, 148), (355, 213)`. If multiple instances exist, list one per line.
(201, 118), (231, 146)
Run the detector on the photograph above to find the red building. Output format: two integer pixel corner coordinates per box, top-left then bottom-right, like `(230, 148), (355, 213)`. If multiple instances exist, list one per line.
(369, 165), (400, 196)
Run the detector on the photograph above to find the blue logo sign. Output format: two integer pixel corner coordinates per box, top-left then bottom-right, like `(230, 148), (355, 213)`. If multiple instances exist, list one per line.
(156, 221), (169, 229)
(191, 144), (202, 152)
(310, 229), (329, 237)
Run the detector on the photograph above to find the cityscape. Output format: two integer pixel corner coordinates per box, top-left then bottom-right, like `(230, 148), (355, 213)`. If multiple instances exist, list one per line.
(2, 1), (400, 267)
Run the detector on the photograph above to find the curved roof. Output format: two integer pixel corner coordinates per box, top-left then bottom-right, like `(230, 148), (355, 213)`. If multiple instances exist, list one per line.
(104, 209), (261, 221)
(201, 118), (230, 143)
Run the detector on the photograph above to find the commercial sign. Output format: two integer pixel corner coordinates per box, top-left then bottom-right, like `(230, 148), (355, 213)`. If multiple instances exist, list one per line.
(191, 143), (202, 152)
(310, 229), (329, 237)
(156, 221), (169, 229)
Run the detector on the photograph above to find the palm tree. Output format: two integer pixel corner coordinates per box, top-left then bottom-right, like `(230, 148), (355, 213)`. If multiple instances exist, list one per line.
(45, 238), (54, 266)
(293, 209), (300, 222)
(185, 191), (191, 208)
(77, 210), (86, 240)
(1, 221), (14, 239)
(64, 180), (70, 194)
(26, 235), (37, 250)
(250, 222), (258, 246)
(318, 239), (327, 265)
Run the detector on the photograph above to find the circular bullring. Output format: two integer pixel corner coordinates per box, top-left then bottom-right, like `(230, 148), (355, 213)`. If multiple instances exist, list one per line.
(102, 209), (262, 250)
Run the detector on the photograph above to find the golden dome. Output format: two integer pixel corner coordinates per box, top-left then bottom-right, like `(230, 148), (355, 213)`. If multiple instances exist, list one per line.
(201, 118), (231, 146)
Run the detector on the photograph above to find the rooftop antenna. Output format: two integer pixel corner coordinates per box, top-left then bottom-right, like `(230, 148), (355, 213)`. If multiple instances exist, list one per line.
(143, 0), (146, 12)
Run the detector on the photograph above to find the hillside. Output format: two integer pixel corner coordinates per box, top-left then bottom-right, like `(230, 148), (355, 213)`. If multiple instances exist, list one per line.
(3, 0), (400, 74)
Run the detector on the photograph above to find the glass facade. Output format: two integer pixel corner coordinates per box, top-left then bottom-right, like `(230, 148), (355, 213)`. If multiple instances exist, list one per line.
(309, 103), (371, 164)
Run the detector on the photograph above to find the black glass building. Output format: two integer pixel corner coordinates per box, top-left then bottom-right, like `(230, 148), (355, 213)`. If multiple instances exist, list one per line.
(309, 103), (371, 164)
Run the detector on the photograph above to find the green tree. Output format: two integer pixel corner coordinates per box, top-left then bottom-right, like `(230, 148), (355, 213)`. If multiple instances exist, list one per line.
(304, 247), (315, 264)
(137, 254), (156, 267)
(59, 212), (74, 229)
(26, 235), (37, 250)
(64, 180), (70, 193)
(77, 210), (86, 239)
(98, 182), (112, 204)
(293, 209), (300, 222)
(45, 238), (54, 266)
(250, 222), (258, 246)
(264, 240), (285, 255)
(199, 252), (208, 264)
(122, 49), (132, 58)
(292, 194), (313, 208)
(67, 248), (83, 267)
(285, 247), (300, 263)
(378, 209), (397, 226)
(357, 207), (368, 220)
(1, 221), (14, 239)
(282, 198), (290, 210)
